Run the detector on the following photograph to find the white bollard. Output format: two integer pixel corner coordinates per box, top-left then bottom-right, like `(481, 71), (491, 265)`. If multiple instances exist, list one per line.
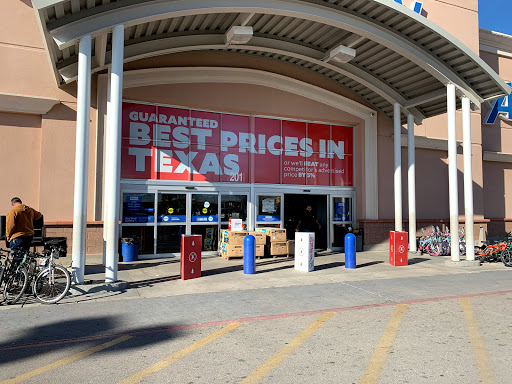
(295, 232), (315, 272)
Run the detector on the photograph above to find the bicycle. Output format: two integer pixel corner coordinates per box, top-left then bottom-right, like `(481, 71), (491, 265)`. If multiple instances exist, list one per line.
(0, 248), (17, 300)
(3, 246), (71, 305)
(475, 242), (506, 263)
(2, 250), (31, 304)
(499, 232), (512, 267)
(32, 245), (71, 304)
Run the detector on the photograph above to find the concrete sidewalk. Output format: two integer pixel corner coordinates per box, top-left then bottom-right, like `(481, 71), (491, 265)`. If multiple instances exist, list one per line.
(61, 250), (510, 305)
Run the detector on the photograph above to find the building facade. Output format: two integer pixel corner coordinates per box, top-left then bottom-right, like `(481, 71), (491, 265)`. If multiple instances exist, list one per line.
(1, 0), (511, 281)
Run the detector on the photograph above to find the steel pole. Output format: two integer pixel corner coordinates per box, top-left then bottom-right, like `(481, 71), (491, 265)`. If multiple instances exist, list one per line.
(407, 114), (416, 252)
(394, 103), (403, 232)
(462, 97), (475, 261)
(71, 34), (91, 284)
(447, 84), (460, 261)
(105, 25), (125, 283)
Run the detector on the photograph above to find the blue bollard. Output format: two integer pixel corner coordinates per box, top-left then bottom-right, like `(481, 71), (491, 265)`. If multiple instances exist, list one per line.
(344, 233), (356, 269)
(244, 235), (256, 274)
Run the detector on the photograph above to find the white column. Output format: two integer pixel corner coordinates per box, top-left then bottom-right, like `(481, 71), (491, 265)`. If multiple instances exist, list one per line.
(102, 66), (112, 267)
(393, 103), (403, 232)
(462, 97), (475, 261)
(407, 114), (416, 252)
(71, 35), (92, 284)
(105, 25), (125, 283)
(447, 83), (460, 261)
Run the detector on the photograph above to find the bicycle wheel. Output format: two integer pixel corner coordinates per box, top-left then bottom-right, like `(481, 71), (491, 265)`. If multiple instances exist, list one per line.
(32, 265), (71, 304)
(428, 242), (441, 256)
(3, 268), (28, 304)
(501, 249), (512, 267)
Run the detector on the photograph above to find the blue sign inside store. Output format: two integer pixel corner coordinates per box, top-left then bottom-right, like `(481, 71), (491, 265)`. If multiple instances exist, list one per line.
(192, 216), (218, 223)
(158, 215), (186, 223)
(333, 202), (350, 222)
(123, 215), (154, 223)
(257, 215), (281, 222)
(126, 195), (142, 212)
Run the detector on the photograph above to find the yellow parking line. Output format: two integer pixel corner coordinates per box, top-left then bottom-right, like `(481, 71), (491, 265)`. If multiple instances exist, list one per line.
(240, 312), (336, 384)
(119, 322), (242, 384)
(1, 335), (132, 384)
(460, 298), (496, 384)
(358, 304), (408, 384)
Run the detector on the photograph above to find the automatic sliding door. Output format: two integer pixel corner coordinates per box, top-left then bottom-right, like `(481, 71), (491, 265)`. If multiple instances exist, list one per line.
(331, 196), (353, 249)
(220, 194), (248, 229)
(191, 193), (219, 252)
(156, 193), (186, 254)
(121, 192), (156, 255)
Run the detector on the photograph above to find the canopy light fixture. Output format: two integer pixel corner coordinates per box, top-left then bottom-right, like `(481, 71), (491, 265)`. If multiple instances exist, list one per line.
(326, 45), (356, 63)
(225, 26), (253, 45)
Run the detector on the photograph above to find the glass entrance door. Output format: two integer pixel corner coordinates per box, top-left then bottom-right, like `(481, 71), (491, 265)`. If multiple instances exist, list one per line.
(156, 192), (187, 254)
(330, 195), (354, 250)
(121, 192), (156, 255)
(220, 193), (248, 229)
(255, 193), (283, 228)
(191, 193), (219, 252)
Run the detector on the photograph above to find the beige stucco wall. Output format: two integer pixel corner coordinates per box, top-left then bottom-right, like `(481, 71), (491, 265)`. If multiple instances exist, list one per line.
(0, 0), (97, 221)
(479, 47), (512, 220)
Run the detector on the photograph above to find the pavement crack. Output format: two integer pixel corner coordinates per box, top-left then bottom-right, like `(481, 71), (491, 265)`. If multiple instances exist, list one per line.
(341, 282), (395, 302)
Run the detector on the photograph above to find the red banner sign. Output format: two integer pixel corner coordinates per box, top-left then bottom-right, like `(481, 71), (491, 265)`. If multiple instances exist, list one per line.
(121, 102), (353, 186)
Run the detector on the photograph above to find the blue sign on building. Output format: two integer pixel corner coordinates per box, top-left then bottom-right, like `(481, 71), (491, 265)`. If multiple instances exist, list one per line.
(484, 82), (512, 125)
(394, 0), (423, 14)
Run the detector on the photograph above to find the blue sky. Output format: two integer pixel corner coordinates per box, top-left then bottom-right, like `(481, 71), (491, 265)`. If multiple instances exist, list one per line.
(479, 0), (512, 35)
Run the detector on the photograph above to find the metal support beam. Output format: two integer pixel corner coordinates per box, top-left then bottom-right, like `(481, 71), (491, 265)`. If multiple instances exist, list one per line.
(71, 34), (91, 284)
(462, 96), (475, 261)
(104, 24), (124, 283)
(394, 103), (403, 232)
(447, 83), (460, 261)
(407, 113), (416, 252)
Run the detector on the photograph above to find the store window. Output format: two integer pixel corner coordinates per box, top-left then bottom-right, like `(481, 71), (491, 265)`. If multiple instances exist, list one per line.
(257, 195), (281, 222)
(157, 225), (186, 253)
(191, 225), (218, 252)
(121, 226), (154, 255)
(157, 193), (186, 223)
(122, 193), (155, 223)
(191, 194), (218, 223)
(220, 195), (247, 222)
(332, 197), (352, 222)
(331, 197), (353, 248)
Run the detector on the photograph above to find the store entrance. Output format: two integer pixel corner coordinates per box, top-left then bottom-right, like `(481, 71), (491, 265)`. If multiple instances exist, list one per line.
(284, 194), (327, 249)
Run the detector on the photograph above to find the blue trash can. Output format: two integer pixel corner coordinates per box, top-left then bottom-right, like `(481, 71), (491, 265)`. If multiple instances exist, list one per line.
(121, 238), (138, 262)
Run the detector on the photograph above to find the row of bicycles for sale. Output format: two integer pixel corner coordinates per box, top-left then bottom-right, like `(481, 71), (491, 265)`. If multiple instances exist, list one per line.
(418, 226), (512, 267)
(0, 243), (71, 305)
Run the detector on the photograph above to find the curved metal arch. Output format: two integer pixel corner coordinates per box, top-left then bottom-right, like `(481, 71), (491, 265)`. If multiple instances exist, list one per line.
(41, 0), (489, 105)
(59, 33), (424, 121)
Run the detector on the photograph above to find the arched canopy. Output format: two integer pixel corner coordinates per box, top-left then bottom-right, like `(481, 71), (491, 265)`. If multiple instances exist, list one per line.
(32, 0), (510, 122)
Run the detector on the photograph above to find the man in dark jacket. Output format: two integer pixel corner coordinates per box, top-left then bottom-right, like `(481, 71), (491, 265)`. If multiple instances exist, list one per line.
(295, 205), (321, 233)
(6, 197), (42, 253)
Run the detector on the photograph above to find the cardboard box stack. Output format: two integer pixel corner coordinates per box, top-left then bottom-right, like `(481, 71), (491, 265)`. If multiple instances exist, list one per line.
(249, 232), (266, 257)
(255, 227), (288, 257)
(219, 230), (247, 259)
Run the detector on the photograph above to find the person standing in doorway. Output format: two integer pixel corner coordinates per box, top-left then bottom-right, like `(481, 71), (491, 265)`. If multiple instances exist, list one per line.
(295, 205), (321, 233)
(6, 197), (42, 253)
